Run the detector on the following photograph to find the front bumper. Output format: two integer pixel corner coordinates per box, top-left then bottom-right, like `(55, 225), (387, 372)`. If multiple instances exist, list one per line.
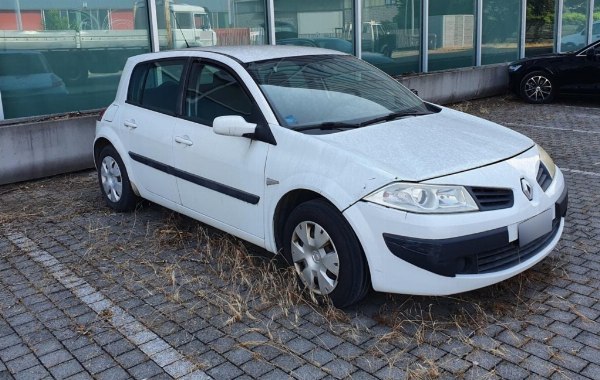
(383, 186), (567, 277)
(343, 150), (567, 296)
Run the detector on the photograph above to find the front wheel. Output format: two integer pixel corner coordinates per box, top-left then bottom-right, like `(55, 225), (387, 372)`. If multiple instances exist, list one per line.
(519, 71), (555, 104)
(282, 199), (370, 308)
(97, 145), (138, 212)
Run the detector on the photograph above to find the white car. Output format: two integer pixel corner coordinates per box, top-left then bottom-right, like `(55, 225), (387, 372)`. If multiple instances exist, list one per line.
(94, 46), (568, 307)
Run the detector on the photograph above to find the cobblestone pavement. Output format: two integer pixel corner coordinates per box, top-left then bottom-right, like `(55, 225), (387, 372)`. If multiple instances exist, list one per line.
(1, 94), (599, 380)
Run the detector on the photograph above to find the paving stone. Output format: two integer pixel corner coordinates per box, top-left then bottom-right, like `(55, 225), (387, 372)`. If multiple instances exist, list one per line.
(12, 364), (50, 380)
(291, 363), (327, 380)
(322, 358), (355, 379)
(48, 359), (86, 379)
(127, 360), (164, 379)
(5, 353), (38, 373)
(82, 354), (117, 375)
(521, 355), (559, 378)
(494, 361), (530, 380)
(240, 359), (275, 378)
(0, 344), (30, 362)
(38, 349), (74, 368)
(223, 348), (254, 366)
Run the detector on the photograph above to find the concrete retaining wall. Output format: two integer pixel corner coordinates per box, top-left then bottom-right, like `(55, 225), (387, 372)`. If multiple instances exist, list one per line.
(0, 115), (96, 185)
(397, 63), (509, 104)
(0, 64), (509, 185)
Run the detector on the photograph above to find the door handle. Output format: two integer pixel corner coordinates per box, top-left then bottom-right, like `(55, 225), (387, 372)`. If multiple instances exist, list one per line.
(174, 136), (193, 146)
(124, 120), (137, 129)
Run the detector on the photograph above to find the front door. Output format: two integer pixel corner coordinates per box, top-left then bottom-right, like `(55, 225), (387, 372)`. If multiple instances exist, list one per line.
(172, 60), (269, 239)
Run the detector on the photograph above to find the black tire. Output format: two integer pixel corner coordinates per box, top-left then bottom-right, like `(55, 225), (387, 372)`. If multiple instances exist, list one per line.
(519, 70), (556, 104)
(282, 199), (370, 308)
(97, 145), (138, 212)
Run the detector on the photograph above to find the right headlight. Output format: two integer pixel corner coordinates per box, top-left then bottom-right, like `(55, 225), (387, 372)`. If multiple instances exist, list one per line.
(364, 183), (479, 214)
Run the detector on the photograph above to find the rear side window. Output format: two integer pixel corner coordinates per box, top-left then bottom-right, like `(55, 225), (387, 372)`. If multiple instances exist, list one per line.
(127, 59), (186, 115)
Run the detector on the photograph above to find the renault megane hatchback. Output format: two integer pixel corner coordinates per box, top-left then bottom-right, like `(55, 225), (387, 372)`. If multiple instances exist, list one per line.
(95, 46), (567, 307)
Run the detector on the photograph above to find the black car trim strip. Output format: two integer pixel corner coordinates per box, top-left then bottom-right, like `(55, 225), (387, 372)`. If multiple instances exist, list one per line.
(128, 152), (260, 205)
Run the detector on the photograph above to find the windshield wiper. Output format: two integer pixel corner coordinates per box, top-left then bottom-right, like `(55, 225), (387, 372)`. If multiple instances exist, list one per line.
(358, 110), (432, 127)
(293, 121), (361, 132)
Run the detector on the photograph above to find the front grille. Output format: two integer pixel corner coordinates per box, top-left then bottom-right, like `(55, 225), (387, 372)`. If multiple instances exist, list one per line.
(536, 163), (553, 192)
(468, 187), (514, 211)
(469, 217), (561, 274)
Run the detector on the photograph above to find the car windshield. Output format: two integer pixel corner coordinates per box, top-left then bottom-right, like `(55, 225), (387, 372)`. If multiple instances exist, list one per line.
(246, 55), (428, 130)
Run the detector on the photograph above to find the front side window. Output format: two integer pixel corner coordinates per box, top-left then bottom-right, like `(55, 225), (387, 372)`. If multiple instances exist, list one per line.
(128, 59), (186, 115)
(184, 62), (255, 126)
(246, 55), (427, 130)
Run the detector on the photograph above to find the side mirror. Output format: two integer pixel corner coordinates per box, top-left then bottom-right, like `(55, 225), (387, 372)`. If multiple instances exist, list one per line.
(213, 115), (257, 137)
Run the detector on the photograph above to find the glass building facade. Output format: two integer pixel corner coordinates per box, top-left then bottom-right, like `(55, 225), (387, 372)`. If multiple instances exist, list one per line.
(0, 0), (598, 121)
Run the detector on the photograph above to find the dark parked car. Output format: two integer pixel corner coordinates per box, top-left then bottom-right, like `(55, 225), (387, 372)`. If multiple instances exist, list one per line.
(508, 40), (600, 103)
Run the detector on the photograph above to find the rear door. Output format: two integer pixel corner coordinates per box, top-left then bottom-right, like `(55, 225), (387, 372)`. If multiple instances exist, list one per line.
(122, 58), (187, 204)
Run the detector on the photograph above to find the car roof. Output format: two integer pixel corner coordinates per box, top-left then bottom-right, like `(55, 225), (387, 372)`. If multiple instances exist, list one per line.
(178, 45), (347, 63)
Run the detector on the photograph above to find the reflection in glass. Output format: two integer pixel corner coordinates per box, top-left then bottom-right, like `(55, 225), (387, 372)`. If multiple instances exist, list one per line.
(561, 0), (588, 51)
(481, 0), (520, 64)
(157, 0), (267, 50)
(525, 0), (556, 57)
(273, 1), (354, 60)
(428, 0), (475, 71)
(0, 0), (152, 120)
(362, 0), (422, 76)
(593, 1), (600, 43)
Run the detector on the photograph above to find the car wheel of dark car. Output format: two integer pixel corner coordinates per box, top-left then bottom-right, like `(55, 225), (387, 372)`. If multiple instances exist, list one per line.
(520, 71), (556, 104)
(97, 145), (138, 212)
(282, 199), (370, 308)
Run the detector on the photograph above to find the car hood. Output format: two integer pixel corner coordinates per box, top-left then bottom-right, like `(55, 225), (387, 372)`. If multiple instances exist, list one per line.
(313, 106), (534, 182)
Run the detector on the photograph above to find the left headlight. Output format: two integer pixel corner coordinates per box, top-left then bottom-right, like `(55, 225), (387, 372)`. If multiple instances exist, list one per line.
(364, 183), (479, 214)
(508, 64), (522, 72)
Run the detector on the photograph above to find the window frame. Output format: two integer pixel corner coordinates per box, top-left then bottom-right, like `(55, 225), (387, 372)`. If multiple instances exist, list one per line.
(180, 58), (267, 128)
(126, 57), (190, 116)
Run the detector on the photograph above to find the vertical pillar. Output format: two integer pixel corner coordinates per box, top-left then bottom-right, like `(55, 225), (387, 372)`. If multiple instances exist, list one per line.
(354, 0), (362, 58)
(587, 0), (595, 45)
(519, 0), (526, 58)
(148, 0), (160, 52)
(475, 0), (483, 66)
(14, 0), (23, 31)
(555, 0), (563, 52)
(267, 0), (275, 45)
(421, 0), (429, 72)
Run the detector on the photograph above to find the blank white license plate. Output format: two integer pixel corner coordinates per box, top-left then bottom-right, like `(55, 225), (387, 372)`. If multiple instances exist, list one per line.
(518, 208), (553, 247)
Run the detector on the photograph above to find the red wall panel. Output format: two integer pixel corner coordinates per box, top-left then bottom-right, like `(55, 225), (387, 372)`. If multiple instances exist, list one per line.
(110, 10), (134, 30)
(0, 11), (42, 31)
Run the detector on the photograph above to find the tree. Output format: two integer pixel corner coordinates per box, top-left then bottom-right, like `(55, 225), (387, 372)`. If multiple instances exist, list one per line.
(44, 10), (70, 31)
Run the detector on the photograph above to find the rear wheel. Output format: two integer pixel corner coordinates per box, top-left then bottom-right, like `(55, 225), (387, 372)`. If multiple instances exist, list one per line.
(282, 199), (370, 308)
(519, 70), (555, 104)
(97, 145), (138, 212)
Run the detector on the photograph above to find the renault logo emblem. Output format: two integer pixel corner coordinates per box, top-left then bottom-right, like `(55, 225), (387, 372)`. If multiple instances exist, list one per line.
(521, 178), (533, 201)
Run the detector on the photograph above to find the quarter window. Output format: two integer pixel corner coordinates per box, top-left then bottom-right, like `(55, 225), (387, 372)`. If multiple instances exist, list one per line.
(127, 59), (186, 115)
(184, 62), (255, 126)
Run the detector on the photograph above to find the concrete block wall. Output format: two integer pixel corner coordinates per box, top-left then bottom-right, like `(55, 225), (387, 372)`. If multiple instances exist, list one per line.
(0, 64), (509, 185)
(397, 63), (509, 105)
(0, 115), (96, 185)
